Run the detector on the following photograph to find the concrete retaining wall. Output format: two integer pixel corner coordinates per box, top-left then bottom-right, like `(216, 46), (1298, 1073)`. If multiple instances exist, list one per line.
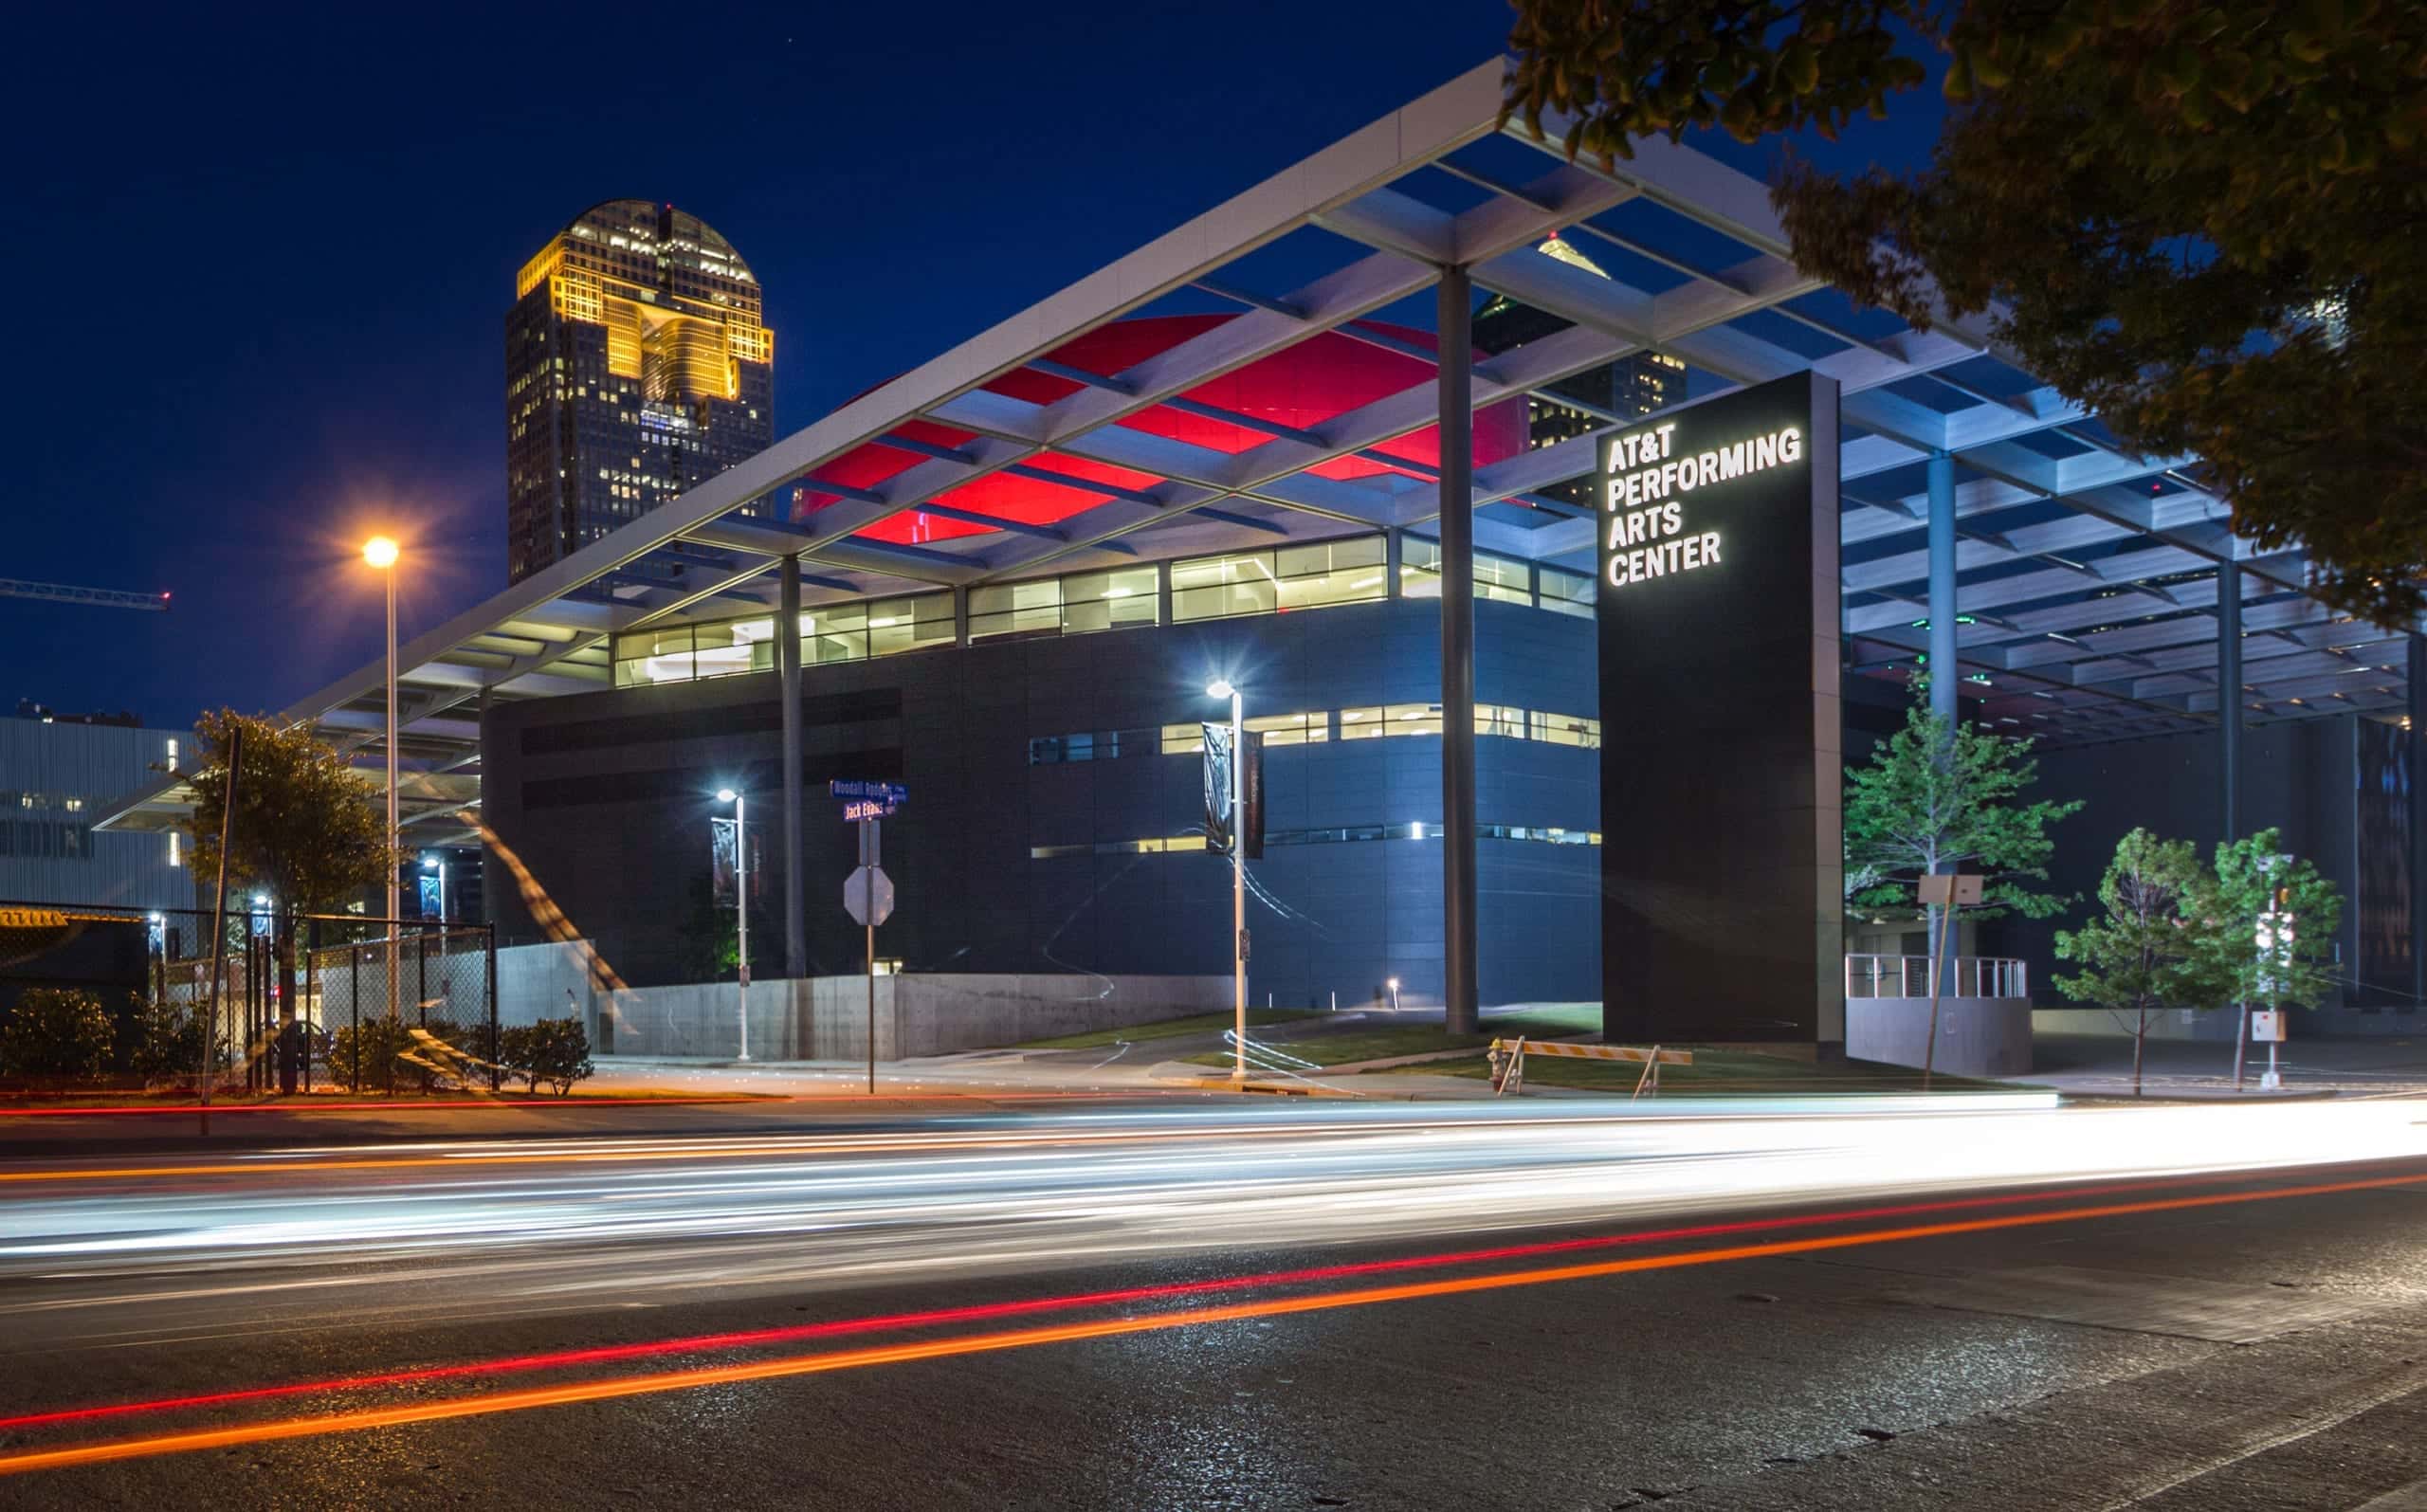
(2034, 1006), (2427, 1042)
(1847, 996), (2034, 1078)
(507, 956), (1230, 1061)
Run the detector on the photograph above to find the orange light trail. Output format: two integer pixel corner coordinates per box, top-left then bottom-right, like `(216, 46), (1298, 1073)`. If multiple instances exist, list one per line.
(0, 1169), (2269, 1434)
(2, 1167), (2417, 1478)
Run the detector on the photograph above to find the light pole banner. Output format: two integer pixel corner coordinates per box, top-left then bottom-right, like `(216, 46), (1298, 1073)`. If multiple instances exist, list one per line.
(709, 817), (765, 904)
(1200, 724), (1265, 860)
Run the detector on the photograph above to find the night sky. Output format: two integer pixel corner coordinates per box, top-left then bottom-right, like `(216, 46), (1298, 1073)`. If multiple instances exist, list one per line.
(7, 1), (1941, 732)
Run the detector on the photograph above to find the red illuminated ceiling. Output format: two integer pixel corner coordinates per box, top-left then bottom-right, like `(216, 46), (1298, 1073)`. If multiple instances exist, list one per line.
(793, 314), (1527, 545)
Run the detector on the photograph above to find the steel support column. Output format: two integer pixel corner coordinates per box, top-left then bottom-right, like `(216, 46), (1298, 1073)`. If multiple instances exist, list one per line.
(778, 555), (807, 980)
(1926, 450), (1958, 982)
(1926, 452), (1959, 734)
(2219, 562), (2242, 847)
(1437, 266), (1478, 1033)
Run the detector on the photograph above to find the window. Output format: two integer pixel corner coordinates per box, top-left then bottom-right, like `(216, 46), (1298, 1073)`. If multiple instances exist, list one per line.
(1248, 710), (1328, 747)
(1477, 704), (1525, 739)
(1382, 703), (1442, 737)
(1401, 537), (1534, 608)
(973, 566), (1158, 641)
(1171, 552), (1277, 622)
(1172, 537), (1387, 622)
(867, 592), (954, 658)
(1474, 551), (1531, 607)
(1337, 705), (1384, 740)
(1059, 567), (1159, 635)
(969, 578), (1066, 642)
(1400, 537), (1442, 599)
(612, 627), (697, 686)
(1531, 711), (1601, 749)
(1273, 537), (1387, 611)
(1539, 564), (1594, 619)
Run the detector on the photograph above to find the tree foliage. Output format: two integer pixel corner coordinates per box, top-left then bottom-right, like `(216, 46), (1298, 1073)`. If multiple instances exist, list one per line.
(0, 988), (116, 1082)
(2053, 829), (2223, 1094)
(128, 994), (207, 1084)
(1504, 0), (2427, 623)
(1844, 700), (2079, 921)
(187, 710), (397, 915)
(2201, 826), (2343, 1011)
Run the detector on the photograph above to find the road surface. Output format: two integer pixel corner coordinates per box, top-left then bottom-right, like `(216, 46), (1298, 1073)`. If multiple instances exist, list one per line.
(2, 1095), (2424, 1507)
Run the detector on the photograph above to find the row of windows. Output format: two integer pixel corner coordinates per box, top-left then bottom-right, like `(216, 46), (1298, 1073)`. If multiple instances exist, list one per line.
(0, 791), (85, 812)
(1029, 822), (1600, 860)
(611, 593), (955, 686)
(0, 821), (97, 860)
(1027, 706), (1601, 764)
(610, 534), (1598, 688)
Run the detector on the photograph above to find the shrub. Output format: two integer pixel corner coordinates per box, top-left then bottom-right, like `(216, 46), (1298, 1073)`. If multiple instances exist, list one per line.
(328, 1016), (417, 1092)
(0, 988), (116, 1082)
(519, 1017), (593, 1096)
(129, 996), (207, 1084)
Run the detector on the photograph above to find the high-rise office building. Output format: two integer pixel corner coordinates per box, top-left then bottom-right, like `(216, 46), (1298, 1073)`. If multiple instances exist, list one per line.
(505, 202), (775, 582)
(1472, 235), (1684, 508)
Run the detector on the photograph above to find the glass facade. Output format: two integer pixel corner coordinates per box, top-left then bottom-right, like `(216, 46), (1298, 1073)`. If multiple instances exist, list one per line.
(970, 566), (1158, 642)
(611, 533), (1600, 692)
(1034, 705), (1596, 763)
(611, 592), (953, 687)
(1171, 537), (1388, 622)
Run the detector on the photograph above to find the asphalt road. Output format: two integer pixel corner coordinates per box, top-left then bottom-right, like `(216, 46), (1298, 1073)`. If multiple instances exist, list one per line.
(3, 1096), (2426, 1508)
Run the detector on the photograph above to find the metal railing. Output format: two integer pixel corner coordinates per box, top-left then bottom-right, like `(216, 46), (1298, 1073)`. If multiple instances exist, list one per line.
(1844, 954), (2028, 1000)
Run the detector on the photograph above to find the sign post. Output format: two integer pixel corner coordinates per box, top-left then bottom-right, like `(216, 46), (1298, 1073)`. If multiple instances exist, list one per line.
(1915, 873), (1984, 1090)
(835, 781), (903, 1095)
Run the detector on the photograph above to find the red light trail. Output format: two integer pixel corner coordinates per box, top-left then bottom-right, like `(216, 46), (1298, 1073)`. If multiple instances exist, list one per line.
(0, 1166), (2417, 1476)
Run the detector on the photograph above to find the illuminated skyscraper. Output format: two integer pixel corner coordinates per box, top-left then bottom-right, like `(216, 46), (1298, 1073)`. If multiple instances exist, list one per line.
(504, 202), (775, 583)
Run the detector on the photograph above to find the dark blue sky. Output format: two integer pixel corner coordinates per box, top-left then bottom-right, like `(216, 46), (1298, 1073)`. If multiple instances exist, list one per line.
(5, 1), (1937, 729)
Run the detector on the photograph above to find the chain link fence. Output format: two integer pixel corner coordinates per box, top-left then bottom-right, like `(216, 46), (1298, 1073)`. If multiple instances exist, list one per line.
(151, 910), (497, 1095)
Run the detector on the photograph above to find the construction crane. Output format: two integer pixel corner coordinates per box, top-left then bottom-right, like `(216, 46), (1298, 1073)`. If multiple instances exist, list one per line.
(0, 578), (171, 611)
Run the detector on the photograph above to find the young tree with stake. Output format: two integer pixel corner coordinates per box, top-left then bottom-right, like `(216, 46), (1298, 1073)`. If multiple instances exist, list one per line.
(1844, 697), (2077, 1078)
(2053, 829), (2224, 1097)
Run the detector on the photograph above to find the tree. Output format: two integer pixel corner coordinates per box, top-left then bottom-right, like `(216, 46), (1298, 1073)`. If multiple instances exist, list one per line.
(2053, 829), (2224, 1096)
(1504, 0), (2427, 624)
(1846, 697), (2077, 1083)
(187, 710), (398, 1034)
(1844, 698), (2080, 943)
(676, 873), (774, 985)
(2200, 827), (2343, 1086)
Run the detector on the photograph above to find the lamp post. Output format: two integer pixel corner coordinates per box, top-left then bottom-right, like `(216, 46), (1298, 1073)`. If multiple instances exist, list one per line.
(717, 788), (751, 1062)
(422, 853), (447, 924)
(363, 536), (401, 1023)
(1206, 679), (1246, 1084)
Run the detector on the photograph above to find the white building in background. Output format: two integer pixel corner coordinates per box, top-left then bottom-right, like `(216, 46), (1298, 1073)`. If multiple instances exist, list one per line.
(0, 709), (192, 913)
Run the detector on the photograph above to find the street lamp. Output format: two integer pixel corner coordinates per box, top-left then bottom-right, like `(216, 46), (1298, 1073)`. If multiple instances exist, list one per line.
(363, 536), (401, 1022)
(422, 853), (447, 924)
(717, 788), (751, 1062)
(1206, 678), (1246, 1084)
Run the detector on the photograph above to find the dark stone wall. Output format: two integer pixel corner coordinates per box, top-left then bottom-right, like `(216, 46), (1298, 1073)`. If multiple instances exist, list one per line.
(1996, 715), (2372, 1007)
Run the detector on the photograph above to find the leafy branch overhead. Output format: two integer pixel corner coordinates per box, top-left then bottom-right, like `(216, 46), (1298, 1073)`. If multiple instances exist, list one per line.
(1504, 0), (2427, 624)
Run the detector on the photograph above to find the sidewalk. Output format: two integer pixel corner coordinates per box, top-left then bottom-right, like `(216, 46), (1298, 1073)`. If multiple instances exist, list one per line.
(2024, 1033), (2427, 1099)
